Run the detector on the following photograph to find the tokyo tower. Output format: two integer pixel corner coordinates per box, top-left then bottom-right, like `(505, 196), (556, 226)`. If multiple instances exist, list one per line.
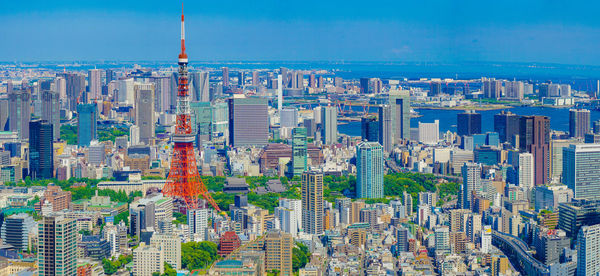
(162, 5), (221, 212)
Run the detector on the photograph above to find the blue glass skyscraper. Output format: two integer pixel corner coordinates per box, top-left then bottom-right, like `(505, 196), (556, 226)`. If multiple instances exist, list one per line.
(77, 103), (97, 147)
(29, 120), (54, 179)
(356, 141), (384, 199)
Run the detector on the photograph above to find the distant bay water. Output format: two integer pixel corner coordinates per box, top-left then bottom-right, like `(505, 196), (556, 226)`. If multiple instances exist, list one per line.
(337, 106), (600, 137)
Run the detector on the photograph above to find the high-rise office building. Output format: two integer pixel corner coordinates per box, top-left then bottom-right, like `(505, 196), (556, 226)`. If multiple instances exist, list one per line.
(360, 78), (370, 94)
(535, 230), (570, 265)
(389, 90), (410, 143)
(280, 108), (298, 128)
(77, 103), (97, 147)
(377, 105), (392, 152)
(265, 230), (293, 276)
(150, 234), (181, 270)
(0, 97), (8, 131)
(356, 142), (384, 199)
(434, 227), (451, 255)
(518, 153), (534, 191)
(238, 71), (245, 86)
(361, 117), (379, 142)
(577, 223), (600, 276)
(252, 71), (260, 86)
(59, 73), (85, 111)
(8, 88), (31, 140)
(134, 83), (155, 145)
(29, 120), (54, 179)
(188, 208), (209, 241)
(593, 120), (600, 134)
(288, 127), (307, 178)
(563, 144), (600, 200)
(228, 96), (268, 147)
(41, 90), (60, 140)
(520, 116), (550, 185)
(494, 111), (520, 144)
(481, 225), (492, 254)
(558, 199), (600, 238)
(403, 191), (413, 216)
(218, 231), (241, 257)
(461, 163), (482, 209)
(321, 106), (337, 145)
(457, 110), (482, 136)
(133, 242), (164, 276)
(482, 78), (502, 99)
(418, 120), (439, 145)
(38, 215), (76, 276)
(222, 67), (230, 87)
(190, 101), (212, 143)
(130, 125), (140, 146)
(569, 109), (590, 138)
(192, 71), (210, 102)
(504, 80), (524, 100)
(88, 69), (102, 100)
(429, 81), (442, 96)
(1, 213), (35, 251)
(302, 171), (324, 235)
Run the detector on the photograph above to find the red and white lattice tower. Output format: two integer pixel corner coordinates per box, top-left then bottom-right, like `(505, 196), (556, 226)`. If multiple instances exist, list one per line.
(162, 5), (221, 212)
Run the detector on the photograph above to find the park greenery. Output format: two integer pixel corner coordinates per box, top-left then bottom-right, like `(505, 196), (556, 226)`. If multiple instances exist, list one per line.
(102, 254), (133, 275)
(60, 124), (128, 145)
(181, 241), (219, 271)
(292, 242), (311, 271)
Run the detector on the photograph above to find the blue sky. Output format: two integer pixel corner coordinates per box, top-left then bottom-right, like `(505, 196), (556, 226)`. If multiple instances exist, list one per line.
(1, 0), (600, 65)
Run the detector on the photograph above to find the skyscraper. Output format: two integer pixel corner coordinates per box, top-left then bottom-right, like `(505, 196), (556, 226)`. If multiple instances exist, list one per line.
(461, 163), (482, 209)
(59, 73), (85, 111)
(434, 227), (450, 255)
(356, 142), (384, 199)
(389, 90), (410, 143)
(265, 230), (293, 276)
(429, 81), (442, 96)
(280, 108), (298, 128)
(457, 110), (482, 136)
(188, 208), (209, 241)
(38, 215), (77, 276)
(8, 88), (31, 140)
(493, 111), (520, 144)
(29, 120), (54, 179)
(238, 71), (245, 86)
(77, 103), (97, 147)
(0, 97), (8, 131)
(88, 69), (102, 100)
(252, 70), (260, 86)
(41, 90), (60, 141)
(360, 78), (370, 94)
(482, 78), (502, 99)
(520, 116), (550, 185)
(1, 214), (35, 251)
(288, 127), (307, 178)
(192, 71), (210, 102)
(377, 105), (392, 152)
(563, 144), (600, 200)
(222, 67), (229, 87)
(518, 153), (534, 191)
(302, 171), (323, 235)
(361, 117), (379, 142)
(593, 120), (600, 134)
(569, 109), (590, 138)
(418, 120), (440, 145)
(150, 234), (181, 269)
(403, 191), (413, 216)
(228, 96), (268, 147)
(577, 223), (600, 276)
(134, 83), (155, 145)
(321, 106), (337, 145)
